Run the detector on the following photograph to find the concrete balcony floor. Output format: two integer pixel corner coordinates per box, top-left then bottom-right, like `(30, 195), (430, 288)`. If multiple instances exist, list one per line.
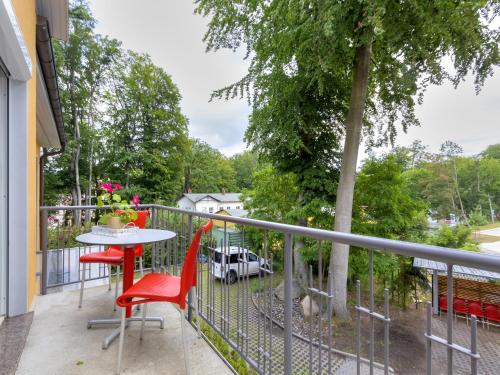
(17, 284), (232, 375)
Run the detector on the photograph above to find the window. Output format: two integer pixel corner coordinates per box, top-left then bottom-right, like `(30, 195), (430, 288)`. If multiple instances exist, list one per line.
(229, 254), (241, 264)
(248, 253), (258, 262)
(227, 206), (230, 209)
(209, 207), (214, 213)
(236, 206), (240, 209)
(212, 251), (222, 264)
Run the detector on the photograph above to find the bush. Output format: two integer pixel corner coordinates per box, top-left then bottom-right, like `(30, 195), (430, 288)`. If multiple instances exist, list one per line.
(469, 207), (489, 226)
(428, 225), (478, 251)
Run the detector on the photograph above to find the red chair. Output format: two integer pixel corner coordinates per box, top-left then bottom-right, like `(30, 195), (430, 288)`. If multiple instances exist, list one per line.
(115, 221), (212, 375)
(468, 301), (484, 327)
(453, 297), (468, 321)
(78, 210), (150, 310)
(438, 294), (448, 315)
(485, 303), (500, 329)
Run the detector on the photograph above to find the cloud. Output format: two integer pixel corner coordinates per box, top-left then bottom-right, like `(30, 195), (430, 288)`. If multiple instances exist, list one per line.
(89, 0), (250, 156)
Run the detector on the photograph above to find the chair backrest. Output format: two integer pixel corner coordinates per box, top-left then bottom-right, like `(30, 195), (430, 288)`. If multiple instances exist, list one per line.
(132, 210), (149, 229)
(468, 301), (482, 316)
(179, 221), (213, 309)
(485, 304), (500, 320)
(439, 295), (447, 308)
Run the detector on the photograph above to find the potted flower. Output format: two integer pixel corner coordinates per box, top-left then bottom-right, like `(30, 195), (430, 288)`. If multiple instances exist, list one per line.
(97, 182), (139, 229)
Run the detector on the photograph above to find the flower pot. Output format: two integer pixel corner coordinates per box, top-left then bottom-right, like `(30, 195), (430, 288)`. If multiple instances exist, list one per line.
(107, 216), (123, 230)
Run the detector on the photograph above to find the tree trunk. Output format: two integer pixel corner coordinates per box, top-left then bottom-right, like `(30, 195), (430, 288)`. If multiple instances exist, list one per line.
(85, 141), (93, 224)
(329, 44), (372, 319)
(452, 160), (467, 224)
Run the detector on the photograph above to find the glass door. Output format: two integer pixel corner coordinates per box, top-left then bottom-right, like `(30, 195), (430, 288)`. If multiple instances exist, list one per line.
(0, 67), (7, 316)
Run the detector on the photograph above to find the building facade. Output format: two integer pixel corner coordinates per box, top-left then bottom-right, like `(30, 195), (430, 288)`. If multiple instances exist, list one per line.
(0, 0), (67, 318)
(177, 193), (242, 214)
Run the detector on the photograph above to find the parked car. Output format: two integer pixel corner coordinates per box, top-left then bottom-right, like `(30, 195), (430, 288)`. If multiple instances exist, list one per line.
(210, 246), (269, 284)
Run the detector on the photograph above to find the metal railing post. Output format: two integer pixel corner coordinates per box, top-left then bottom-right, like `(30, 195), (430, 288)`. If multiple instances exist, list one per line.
(40, 208), (48, 295)
(187, 214), (193, 323)
(284, 233), (293, 375)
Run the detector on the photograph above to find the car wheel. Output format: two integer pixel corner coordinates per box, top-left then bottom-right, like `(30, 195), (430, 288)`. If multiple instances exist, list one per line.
(227, 270), (237, 284)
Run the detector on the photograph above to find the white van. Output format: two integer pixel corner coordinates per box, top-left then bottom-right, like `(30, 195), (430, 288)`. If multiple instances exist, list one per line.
(210, 246), (269, 284)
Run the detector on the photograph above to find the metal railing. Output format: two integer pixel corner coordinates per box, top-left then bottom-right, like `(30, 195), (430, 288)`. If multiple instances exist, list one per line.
(39, 204), (500, 375)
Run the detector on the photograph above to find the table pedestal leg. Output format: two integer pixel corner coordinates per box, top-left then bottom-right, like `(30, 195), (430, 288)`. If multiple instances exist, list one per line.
(122, 245), (135, 318)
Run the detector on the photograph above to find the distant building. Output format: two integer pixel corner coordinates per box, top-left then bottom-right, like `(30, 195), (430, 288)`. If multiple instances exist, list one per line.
(213, 208), (249, 229)
(177, 193), (243, 214)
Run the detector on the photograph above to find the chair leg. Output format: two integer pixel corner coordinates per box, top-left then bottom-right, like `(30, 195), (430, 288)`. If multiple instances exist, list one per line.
(116, 307), (127, 375)
(114, 265), (120, 312)
(79, 263), (86, 308)
(140, 303), (148, 340)
(108, 264), (112, 291)
(180, 309), (191, 375)
(193, 287), (201, 338)
(139, 257), (144, 278)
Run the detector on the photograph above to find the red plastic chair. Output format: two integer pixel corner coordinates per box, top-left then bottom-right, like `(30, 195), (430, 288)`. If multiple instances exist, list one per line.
(78, 210), (150, 310)
(468, 301), (484, 327)
(116, 221), (213, 375)
(485, 303), (500, 329)
(438, 294), (448, 315)
(453, 297), (468, 321)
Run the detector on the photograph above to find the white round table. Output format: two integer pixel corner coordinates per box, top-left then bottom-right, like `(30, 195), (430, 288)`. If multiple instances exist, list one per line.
(76, 228), (176, 349)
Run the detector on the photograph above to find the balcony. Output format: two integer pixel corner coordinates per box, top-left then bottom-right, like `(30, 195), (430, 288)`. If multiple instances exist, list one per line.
(16, 284), (231, 375)
(19, 204), (500, 374)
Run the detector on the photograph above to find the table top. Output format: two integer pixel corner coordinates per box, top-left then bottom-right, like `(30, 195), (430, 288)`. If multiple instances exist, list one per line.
(76, 228), (176, 246)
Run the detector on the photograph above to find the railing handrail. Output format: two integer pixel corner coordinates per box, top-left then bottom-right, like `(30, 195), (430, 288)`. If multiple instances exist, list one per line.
(40, 203), (500, 274)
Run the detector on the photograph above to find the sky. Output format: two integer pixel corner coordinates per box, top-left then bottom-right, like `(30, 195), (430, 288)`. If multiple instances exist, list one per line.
(89, 0), (500, 159)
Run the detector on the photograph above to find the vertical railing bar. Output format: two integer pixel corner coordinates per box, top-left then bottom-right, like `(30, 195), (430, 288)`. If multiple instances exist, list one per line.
(328, 269), (333, 375)
(426, 302), (432, 375)
(470, 315), (477, 375)
(318, 240), (323, 374)
(384, 288), (389, 375)
(369, 249), (374, 375)
(283, 233), (293, 375)
(446, 263), (453, 375)
(187, 215), (193, 323)
(257, 243), (262, 371)
(356, 279), (361, 375)
(308, 265), (313, 375)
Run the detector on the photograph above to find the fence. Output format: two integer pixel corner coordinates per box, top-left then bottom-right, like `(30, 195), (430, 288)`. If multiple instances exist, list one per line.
(40, 204), (500, 375)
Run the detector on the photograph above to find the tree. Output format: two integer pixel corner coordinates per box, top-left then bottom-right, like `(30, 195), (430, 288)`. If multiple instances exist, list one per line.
(230, 151), (258, 190)
(483, 144), (500, 160)
(184, 139), (237, 193)
(49, 2), (120, 216)
(102, 52), (189, 204)
(195, 0), (500, 317)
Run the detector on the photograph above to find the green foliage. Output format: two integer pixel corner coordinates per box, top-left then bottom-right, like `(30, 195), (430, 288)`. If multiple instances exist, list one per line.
(230, 151), (258, 190)
(483, 144), (500, 160)
(184, 139), (236, 193)
(469, 207), (489, 226)
(353, 155), (428, 240)
(428, 225), (478, 251)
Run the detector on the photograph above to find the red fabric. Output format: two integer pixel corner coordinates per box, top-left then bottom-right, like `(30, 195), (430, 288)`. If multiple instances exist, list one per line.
(80, 250), (123, 265)
(439, 295), (448, 312)
(485, 304), (500, 323)
(468, 301), (483, 319)
(107, 210), (149, 257)
(453, 297), (467, 315)
(117, 221), (213, 310)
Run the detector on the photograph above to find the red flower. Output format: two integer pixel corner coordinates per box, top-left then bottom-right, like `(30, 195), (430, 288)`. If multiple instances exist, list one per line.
(131, 194), (140, 208)
(113, 183), (123, 191)
(101, 183), (113, 193)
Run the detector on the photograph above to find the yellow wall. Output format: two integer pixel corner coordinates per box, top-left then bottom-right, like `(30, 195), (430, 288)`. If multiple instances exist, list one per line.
(213, 210), (237, 229)
(11, 0), (38, 309)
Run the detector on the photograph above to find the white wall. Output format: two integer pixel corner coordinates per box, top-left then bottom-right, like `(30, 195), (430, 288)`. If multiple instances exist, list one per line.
(178, 196), (195, 211)
(196, 198), (242, 213)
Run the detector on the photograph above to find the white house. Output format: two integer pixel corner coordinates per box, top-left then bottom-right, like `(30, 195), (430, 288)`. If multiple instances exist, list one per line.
(177, 193), (243, 213)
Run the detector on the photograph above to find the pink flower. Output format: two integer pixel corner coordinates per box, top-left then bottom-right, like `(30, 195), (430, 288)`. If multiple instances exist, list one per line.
(131, 194), (140, 208)
(101, 183), (113, 193)
(113, 183), (123, 191)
